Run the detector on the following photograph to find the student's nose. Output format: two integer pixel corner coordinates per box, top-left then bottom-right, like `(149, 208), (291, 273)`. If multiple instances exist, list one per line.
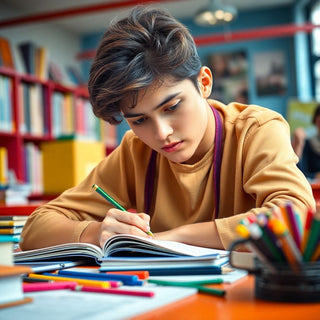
(153, 118), (173, 140)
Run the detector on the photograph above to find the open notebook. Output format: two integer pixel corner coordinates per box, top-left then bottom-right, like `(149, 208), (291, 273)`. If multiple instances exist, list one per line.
(14, 234), (229, 274)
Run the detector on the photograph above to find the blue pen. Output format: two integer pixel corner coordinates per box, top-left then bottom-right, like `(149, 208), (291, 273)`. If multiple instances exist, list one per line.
(56, 270), (142, 286)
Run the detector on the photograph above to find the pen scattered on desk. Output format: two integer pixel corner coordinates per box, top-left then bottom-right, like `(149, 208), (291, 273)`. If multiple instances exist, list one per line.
(27, 273), (114, 288)
(92, 184), (154, 237)
(73, 285), (155, 298)
(57, 269), (143, 286)
(106, 271), (149, 280)
(148, 279), (225, 297)
(23, 281), (77, 292)
(22, 281), (154, 298)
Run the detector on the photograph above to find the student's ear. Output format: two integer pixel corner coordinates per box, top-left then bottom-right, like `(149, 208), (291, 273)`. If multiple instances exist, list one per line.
(198, 66), (213, 98)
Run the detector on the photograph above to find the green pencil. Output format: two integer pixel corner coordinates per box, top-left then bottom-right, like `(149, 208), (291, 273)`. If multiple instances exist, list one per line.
(92, 184), (154, 237)
(148, 279), (225, 297)
(303, 212), (320, 261)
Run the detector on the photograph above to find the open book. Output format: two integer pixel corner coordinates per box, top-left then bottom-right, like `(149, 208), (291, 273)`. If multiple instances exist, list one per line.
(14, 234), (227, 265)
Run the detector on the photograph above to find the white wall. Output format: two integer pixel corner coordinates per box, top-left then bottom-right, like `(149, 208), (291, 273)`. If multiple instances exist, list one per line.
(0, 3), (82, 85)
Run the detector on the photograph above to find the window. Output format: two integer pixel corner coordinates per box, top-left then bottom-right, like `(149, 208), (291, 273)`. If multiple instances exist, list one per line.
(311, 1), (320, 100)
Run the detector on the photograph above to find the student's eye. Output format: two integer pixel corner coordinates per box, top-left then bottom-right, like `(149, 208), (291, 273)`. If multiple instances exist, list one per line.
(166, 101), (180, 112)
(132, 117), (148, 125)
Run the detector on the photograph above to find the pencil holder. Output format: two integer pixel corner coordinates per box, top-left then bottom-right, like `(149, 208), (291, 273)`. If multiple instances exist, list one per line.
(229, 239), (320, 303)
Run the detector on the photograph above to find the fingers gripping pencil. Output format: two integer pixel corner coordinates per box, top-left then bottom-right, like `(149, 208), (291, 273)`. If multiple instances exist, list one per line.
(92, 184), (154, 237)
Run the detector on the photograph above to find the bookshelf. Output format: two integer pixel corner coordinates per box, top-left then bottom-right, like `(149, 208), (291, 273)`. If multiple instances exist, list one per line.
(0, 65), (114, 200)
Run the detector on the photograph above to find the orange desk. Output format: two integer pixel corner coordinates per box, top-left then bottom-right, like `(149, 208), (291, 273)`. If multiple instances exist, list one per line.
(133, 275), (320, 320)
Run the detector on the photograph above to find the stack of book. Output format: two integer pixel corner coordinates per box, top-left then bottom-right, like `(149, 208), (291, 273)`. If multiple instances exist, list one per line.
(0, 182), (32, 205)
(0, 265), (33, 309)
(0, 215), (28, 244)
(0, 236), (14, 266)
(0, 221), (33, 309)
(14, 234), (230, 276)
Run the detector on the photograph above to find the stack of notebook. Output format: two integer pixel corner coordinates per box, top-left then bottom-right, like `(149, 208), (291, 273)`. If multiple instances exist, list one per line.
(0, 216), (28, 244)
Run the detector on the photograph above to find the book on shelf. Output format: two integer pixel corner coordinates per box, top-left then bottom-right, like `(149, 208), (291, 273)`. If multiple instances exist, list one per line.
(0, 75), (13, 133)
(74, 97), (101, 141)
(101, 121), (118, 149)
(2, 183), (32, 205)
(18, 42), (36, 75)
(14, 234), (228, 266)
(48, 61), (64, 83)
(24, 143), (43, 195)
(0, 265), (33, 309)
(0, 37), (15, 69)
(18, 82), (47, 136)
(0, 147), (8, 186)
(35, 46), (49, 80)
(67, 65), (86, 86)
(17, 41), (48, 79)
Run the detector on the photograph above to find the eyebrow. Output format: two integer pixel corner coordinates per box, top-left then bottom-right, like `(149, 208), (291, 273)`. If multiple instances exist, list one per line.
(123, 92), (182, 118)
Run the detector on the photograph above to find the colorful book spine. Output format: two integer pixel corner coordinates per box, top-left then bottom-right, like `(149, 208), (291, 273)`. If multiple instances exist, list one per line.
(0, 147), (8, 186)
(18, 42), (36, 75)
(0, 75), (13, 133)
(0, 37), (15, 69)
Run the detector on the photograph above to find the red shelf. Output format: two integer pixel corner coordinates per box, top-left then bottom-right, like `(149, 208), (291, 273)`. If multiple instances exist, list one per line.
(0, 203), (44, 216)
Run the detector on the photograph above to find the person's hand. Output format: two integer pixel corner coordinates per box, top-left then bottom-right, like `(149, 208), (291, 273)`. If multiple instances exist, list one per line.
(99, 208), (151, 247)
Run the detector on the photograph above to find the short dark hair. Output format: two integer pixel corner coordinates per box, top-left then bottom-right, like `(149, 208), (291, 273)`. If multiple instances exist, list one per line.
(88, 6), (202, 124)
(312, 105), (320, 125)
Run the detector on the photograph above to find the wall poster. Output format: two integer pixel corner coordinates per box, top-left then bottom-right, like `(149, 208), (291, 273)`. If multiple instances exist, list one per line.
(208, 50), (248, 104)
(253, 50), (287, 96)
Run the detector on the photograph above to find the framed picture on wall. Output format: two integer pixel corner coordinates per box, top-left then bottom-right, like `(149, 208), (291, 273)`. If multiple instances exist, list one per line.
(208, 50), (248, 104)
(287, 99), (319, 136)
(253, 50), (287, 96)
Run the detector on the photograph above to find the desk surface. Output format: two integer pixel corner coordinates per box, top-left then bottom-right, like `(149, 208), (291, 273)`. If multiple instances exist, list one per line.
(133, 275), (320, 320)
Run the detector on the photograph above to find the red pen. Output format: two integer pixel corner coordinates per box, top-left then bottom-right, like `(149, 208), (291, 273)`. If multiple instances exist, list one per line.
(23, 281), (77, 292)
(73, 285), (155, 298)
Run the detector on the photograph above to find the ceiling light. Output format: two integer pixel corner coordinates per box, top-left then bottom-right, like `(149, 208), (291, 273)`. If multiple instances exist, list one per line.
(194, 0), (238, 26)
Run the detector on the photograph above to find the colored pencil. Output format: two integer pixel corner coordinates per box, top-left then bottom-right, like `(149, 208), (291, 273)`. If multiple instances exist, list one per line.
(303, 212), (320, 261)
(57, 269), (139, 286)
(284, 202), (301, 249)
(23, 281), (77, 292)
(147, 279), (225, 297)
(301, 208), (314, 253)
(270, 219), (303, 269)
(236, 224), (277, 272)
(27, 273), (112, 288)
(92, 184), (154, 237)
(106, 271), (149, 280)
(73, 285), (155, 297)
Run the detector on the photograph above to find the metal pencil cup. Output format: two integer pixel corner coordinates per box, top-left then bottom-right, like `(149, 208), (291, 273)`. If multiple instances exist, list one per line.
(229, 239), (320, 303)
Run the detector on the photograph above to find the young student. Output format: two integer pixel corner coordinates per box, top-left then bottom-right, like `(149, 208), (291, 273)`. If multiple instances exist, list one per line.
(20, 6), (315, 251)
(294, 105), (320, 181)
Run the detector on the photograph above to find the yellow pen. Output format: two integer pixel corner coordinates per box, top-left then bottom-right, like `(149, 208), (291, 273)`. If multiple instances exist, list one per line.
(92, 184), (154, 237)
(28, 273), (111, 288)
